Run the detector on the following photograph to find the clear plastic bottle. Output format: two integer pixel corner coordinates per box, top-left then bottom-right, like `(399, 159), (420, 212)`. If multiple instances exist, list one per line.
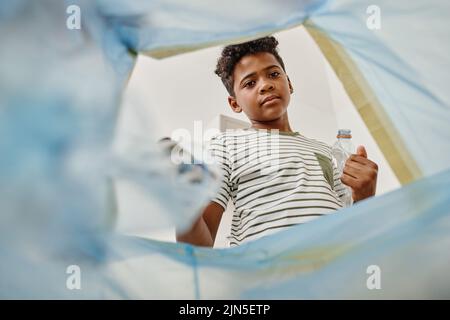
(331, 129), (354, 207)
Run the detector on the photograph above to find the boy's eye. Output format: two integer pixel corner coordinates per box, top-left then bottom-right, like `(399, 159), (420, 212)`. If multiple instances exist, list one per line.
(244, 80), (255, 88)
(270, 71), (280, 78)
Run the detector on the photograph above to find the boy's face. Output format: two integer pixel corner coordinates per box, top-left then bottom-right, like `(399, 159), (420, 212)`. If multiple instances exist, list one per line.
(228, 52), (293, 124)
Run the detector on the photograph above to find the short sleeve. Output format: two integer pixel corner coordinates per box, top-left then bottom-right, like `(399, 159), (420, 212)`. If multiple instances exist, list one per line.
(208, 134), (232, 210)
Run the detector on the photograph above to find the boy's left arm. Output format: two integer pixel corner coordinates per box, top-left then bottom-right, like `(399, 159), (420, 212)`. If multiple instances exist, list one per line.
(341, 146), (378, 203)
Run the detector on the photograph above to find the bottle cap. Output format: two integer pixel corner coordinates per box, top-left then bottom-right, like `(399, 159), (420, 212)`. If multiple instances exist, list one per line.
(337, 129), (351, 138)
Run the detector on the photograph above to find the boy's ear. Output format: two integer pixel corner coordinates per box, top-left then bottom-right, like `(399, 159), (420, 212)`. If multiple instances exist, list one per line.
(287, 76), (294, 94)
(228, 96), (242, 113)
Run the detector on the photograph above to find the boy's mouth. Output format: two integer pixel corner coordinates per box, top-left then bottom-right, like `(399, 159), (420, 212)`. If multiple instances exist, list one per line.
(260, 95), (281, 106)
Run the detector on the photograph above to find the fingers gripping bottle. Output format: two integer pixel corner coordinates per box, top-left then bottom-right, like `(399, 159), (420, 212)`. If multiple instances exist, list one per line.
(331, 129), (354, 207)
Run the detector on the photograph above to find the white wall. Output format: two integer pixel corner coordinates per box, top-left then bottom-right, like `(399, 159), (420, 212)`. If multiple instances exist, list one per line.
(116, 25), (401, 246)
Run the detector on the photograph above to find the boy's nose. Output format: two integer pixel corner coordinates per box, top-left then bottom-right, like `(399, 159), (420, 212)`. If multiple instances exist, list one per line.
(259, 81), (274, 94)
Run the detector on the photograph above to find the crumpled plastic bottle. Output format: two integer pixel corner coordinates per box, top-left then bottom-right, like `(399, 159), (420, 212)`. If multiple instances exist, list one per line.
(331, 129), (354, 207)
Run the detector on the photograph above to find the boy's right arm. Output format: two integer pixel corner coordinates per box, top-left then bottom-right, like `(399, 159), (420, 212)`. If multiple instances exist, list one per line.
(176, 201), (225, 247)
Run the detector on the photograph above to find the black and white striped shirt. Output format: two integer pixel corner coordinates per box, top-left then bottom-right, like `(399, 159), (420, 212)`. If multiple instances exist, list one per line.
(208, 128), (346, 246)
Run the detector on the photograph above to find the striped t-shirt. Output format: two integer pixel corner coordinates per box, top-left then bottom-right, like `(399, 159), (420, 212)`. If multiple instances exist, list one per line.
(208, 128), (347, 246)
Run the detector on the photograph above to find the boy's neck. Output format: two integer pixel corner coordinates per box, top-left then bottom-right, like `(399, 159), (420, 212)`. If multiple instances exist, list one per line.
(250, 114), (294, 132)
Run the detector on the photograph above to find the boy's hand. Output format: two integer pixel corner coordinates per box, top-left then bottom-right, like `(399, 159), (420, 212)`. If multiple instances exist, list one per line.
(341, 146), (378, 203)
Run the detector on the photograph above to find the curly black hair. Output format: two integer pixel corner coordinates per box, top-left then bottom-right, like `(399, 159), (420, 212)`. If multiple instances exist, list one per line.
(214, 36), (286, 96)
